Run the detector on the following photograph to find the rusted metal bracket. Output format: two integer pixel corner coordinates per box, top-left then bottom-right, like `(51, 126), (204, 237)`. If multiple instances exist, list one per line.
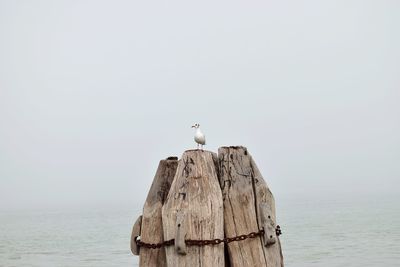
(175, 210), (187, 255)
(130, 215), (142, 255)
(259, 202), (277, 246)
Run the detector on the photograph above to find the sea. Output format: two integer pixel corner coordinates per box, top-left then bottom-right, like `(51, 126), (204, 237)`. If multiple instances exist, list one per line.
(1, 193), (399, 267)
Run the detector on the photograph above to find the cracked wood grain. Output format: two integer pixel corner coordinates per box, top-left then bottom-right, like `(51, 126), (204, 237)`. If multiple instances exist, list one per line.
(218, 146), (265, 267)
(219, 146), (284, 267)
(162, 150), (224, 267)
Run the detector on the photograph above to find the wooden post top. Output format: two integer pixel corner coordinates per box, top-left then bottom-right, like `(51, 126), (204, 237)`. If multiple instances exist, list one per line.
(219, 145), (248, 150)
(183, 149), (215, 153)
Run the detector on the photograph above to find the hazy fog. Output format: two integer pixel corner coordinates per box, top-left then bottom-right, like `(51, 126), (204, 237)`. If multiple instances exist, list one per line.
(1, 0), (399, 211)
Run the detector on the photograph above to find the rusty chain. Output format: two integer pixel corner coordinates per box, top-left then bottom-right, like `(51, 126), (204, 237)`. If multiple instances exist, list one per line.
(136, 225), (282, 249)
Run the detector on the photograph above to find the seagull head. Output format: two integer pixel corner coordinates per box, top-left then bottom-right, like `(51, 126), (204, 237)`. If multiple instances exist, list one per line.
(191, 123), (200, 129)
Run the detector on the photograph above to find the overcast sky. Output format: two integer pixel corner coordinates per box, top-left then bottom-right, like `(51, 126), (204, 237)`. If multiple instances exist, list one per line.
(0, 0), (399, 211)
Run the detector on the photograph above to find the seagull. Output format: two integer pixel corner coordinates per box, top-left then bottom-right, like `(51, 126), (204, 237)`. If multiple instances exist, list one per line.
(191, 123), (206, 150)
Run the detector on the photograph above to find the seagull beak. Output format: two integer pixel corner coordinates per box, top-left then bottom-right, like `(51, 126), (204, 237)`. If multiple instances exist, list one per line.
(191, 125), (195, 128)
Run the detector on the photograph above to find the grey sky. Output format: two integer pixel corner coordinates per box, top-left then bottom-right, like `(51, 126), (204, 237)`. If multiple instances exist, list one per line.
(0, 0), (399, 211)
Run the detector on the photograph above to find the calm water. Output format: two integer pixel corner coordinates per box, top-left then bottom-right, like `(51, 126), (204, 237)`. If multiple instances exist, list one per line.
(1, 194), (399, 267)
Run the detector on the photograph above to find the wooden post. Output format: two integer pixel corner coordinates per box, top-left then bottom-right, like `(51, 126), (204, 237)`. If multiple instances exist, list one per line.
(251, 155), (284, 267)
(218, 146), (284, 267)
(218, 146), (265, 266)
(138, 157), (178, 267)
(162, 150), (225, 267)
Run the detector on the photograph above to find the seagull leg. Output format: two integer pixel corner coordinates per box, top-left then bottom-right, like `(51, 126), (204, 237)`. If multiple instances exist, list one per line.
(197, 143), (199, 150)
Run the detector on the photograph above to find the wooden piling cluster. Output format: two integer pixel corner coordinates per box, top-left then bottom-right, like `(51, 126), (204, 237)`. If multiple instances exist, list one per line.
(131, 146), (284, 267)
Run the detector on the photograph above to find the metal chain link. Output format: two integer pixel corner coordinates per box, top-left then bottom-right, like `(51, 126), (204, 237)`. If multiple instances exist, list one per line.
(136, 225), (282, 249)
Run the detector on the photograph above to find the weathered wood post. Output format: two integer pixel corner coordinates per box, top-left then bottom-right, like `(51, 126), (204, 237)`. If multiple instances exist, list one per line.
(130, 157), (178, 267)
(251, 155), (284, 267)
(162, 150), (225, 267)
(218, 146), (283, 267)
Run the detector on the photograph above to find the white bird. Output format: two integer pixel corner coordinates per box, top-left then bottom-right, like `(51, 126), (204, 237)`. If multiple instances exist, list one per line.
(191, 123), (206, 150)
